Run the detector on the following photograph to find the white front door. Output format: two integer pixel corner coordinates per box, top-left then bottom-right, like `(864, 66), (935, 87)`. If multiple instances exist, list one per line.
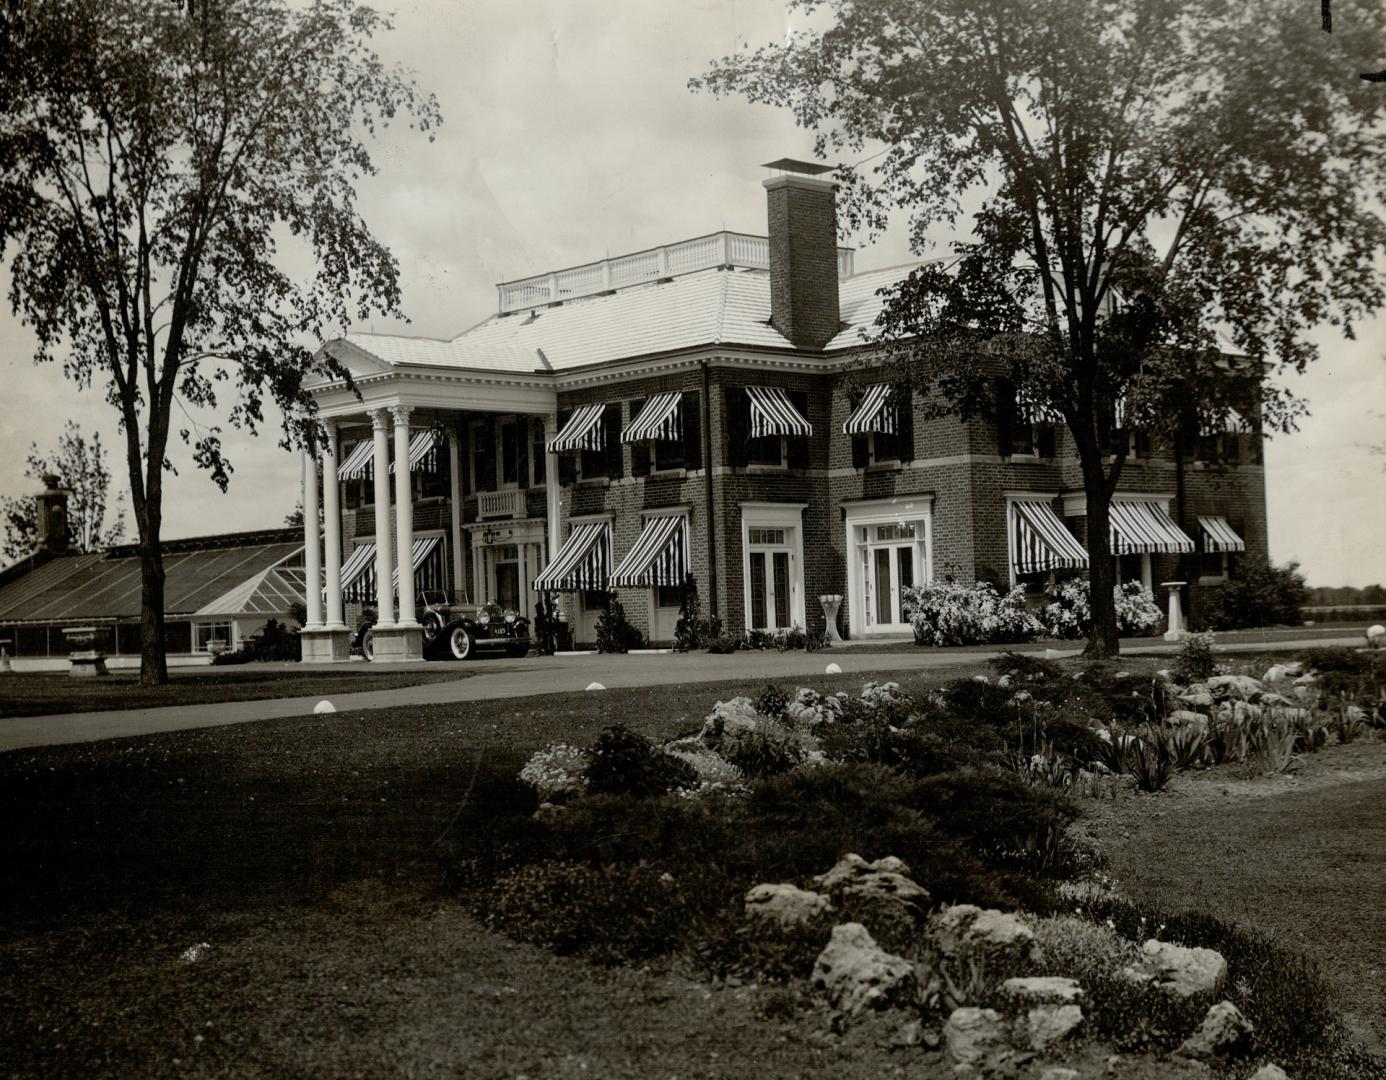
(863, 540), (916, 633)
(747, 545), (794, 631)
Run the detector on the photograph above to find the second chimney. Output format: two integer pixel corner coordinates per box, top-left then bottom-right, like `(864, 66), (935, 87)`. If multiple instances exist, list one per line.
(763, 159), (841, 351)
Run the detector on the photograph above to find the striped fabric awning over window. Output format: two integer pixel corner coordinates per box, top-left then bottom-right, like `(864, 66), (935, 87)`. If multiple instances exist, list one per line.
(390, 535), (442, 587)
(611, 515), (687, 588)
(341, 542), (377, 603)
(533, 521), (610, 592)
(547, 403), (606, 453)
(391, 431), (439, 474)
(622, 392), (683, 443)
(748, 386), (812, 438)
(337, 440), (374, 481)
(1010, 500), (1089, 576)
(842, 384), (895, 436)
(1109, 501), (1195, 554)
(1198, 515), (1246, 553)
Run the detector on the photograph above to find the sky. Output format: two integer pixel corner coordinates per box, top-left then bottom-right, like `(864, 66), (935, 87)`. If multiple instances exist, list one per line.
(1, 0), (1383, 586)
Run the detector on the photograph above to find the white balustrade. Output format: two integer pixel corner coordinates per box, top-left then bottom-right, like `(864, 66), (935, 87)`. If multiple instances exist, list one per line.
(478, 488), (526, 520)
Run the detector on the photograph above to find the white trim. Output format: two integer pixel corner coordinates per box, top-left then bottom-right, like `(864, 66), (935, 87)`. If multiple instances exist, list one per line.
(842, 497), (935, 638)
(1061, 491), (1173, 516)
(739, 502), (807, 632)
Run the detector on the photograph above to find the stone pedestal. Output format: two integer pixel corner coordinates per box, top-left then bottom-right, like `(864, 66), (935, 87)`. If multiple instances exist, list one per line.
(1162, 581), (1188, 642)
(62, 627), (109, 678)
(369, 624), (423, 662)
(819, 595), (844, 643)
(300, 627), (353, 663)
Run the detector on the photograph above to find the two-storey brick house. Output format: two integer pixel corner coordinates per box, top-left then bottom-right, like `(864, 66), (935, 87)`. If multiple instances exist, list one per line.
(298, 161), (1267, 661)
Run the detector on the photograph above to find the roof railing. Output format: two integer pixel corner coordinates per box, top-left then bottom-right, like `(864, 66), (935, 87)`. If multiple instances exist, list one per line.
(496, 230), (856, 314)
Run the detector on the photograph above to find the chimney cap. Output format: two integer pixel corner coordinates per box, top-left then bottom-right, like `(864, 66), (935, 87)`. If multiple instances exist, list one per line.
(761, 157), (836, 176)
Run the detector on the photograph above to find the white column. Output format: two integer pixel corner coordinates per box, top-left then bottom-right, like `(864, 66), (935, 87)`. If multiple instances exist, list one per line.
(321, 421), (346, 630)
(370, 408), (395, 627)
(302, 449), (324, 630)
(1140, 553), (1154, 594)
(448, 427), (464, 600)
(545, 410), (561, 560)
(471, 530), (483, 606)
(392, 405), (419, 627)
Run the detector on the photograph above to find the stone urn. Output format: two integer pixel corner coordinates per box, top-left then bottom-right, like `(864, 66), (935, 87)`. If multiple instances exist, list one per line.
(819, 595), (844, 643)
(207, 639), (229, 658)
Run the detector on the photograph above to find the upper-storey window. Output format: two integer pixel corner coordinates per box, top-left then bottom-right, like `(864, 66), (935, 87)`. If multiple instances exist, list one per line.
(995, 378), (1056, 459)
(846, 383), (913, 468)
(629, 391), (702, 476)
(726, 386), (811, 471)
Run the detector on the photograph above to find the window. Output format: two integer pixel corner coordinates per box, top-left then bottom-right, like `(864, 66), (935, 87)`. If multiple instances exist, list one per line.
(747, 435), (786, 468)
(580, 589), (608, 611)
(872, 523), (915, 542)
(193, 621), (233, 652)
(748, 527), (786, 545)
(500, 420), (520, 487)
(531, 418), (546, 486)
(472, 420), (495, 491)
(655, 584), (682, 608)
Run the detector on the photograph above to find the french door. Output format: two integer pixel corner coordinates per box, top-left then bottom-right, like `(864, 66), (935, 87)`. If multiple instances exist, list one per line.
(862, 536), (916, 633)
(748, 547), (793, 630)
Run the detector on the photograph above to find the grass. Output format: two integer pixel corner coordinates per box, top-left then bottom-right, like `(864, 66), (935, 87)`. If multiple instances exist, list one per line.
(0, 665), (472, 718)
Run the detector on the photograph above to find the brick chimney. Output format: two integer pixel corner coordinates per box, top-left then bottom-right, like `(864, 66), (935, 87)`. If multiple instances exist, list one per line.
(763, 159), (842, 351)
(34, 473), (69, 553)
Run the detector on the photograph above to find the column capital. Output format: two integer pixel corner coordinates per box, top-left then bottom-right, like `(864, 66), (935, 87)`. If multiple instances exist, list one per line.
(389, 404), (413, 426)
(369, 408), (391, 432)
(320, 416), (338, 438)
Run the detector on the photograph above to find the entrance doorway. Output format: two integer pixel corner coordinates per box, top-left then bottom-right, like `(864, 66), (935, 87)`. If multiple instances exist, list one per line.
(862, 524), (917, 633)
(747, 541), (793, 631)
(493, 545), (520, 611)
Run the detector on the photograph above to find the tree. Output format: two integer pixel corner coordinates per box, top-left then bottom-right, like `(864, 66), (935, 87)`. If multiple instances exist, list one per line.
(1, 420), (125, 562)
(694, 0), (1386, 655)
(0, 0), (439, 683)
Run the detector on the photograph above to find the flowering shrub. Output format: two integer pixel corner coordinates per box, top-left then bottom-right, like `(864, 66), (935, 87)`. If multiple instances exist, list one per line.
(1039, 580), (1162, 640)
(902, 579), (1043, 647)
(783, 687), (847, 733)
(665, 747), (749, 798)
(518, 743), (589, 802)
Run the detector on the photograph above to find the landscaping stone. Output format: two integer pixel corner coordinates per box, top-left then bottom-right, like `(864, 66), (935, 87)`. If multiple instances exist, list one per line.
(1207, 674), (1265, 701)
(1002, 976), (1084, 1004)
(1167, 709), (1210, 727)
(1262, 665), (1289, 684)
(1178, 687), (1214, 709)
(1025, 1003), (1083, 1050)
(1178, 1000), (1254, 1058)
(1122, 940), (1227, 998)
(585, 681), (605, 691)
(811, 923), (917, 1016)
(1039, 1069), (1080, 1080)
(943, 1007), (1009, 1066)
(1248, 1065), (1289, 1080)
(825, 662), (842, 675)
(931, 905), (1038, 963)
(814, 853), (930, 917)
(313, 700), (336, 714)
(744, 883), (833, 930)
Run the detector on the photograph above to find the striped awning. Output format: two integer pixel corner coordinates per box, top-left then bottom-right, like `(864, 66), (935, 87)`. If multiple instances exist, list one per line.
(748, 386), (812, 438)
(611, 515), (687, 588)
(341, 542), (377, 603)
(622, 392), (682, 443)
(842, 384), (895, 435)
(533, 521), (610, 592)
(392, 431), (439, 474)
(1199, 515), (1246, 553)
(1109, 500), (1195, 554)
(337, 440), (374, 481)
(1011, 500), (1089, 576)
(391, 535), (442, 587)
(548, 404), (606, 453)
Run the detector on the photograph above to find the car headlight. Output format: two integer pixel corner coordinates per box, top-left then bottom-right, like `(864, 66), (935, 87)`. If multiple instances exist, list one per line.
(477, 611), (491, 626)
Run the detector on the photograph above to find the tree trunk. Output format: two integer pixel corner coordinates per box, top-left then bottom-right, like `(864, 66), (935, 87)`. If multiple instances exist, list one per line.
(138, 520), (168, 686)
(1083, 465), (1120, 659)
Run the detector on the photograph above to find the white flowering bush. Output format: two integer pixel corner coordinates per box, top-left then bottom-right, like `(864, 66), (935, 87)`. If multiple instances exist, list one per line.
(902, 579), (1043, 647)
(783, 687), (846, 733)
(665, 747), (749, 798)
(1039, 579), (1162, 640)
(518, 743), (589, 802)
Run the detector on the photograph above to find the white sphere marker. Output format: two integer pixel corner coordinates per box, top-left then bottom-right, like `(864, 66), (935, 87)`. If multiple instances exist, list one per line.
(313, 700), (336, 714)
(824, 662), (842, 675)
(585, 681), (606, 691)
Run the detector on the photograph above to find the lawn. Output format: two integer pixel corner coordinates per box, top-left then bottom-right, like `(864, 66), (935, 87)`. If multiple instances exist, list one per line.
(2, 654), (1381, 1077)
(0, 664), (472, 718)
(1089, 737), (1386, 1055)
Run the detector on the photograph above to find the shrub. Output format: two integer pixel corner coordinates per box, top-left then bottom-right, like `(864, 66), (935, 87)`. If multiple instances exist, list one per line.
(1039, 579), (1163, 640)
(593, 592), (646, 653)
(1247, 717), (1297, 776)
(902, 578), (1043, 647)
(210, 618), (300, 664)
(518, 743), (588, 802)
(721, 722), (814, 779)
(1157, 722), (1209, 770)
(585, 724), (697, 797)
(1120, 735), (1175, 792)
(673, 574), (721, 652)
(1173, 630), (1217, 682)
(705, 632), (741, 654)
(1032, 915), (1139, 983)
(989, 649), (1066, 683)
(754, 683), (790, 721)
(1205, 559), (1309, 630)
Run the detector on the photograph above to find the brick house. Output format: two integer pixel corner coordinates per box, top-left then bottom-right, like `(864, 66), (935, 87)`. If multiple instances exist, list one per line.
(299, 161), (1266, 660)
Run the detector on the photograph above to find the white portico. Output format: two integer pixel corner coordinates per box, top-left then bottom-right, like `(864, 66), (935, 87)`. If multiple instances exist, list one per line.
(299, 342), (560, 662)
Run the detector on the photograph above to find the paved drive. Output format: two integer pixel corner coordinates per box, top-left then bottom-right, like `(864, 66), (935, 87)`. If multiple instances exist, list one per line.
(0, 632), (1364, 754)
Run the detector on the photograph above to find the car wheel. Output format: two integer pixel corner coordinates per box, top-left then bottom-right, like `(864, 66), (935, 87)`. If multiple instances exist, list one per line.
(448, 626), (472, 661)
(421, 611), (444, 646)
(361, 628), (375, 662)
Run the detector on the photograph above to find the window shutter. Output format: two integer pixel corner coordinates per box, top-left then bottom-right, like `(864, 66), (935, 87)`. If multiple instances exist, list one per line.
(896, 385), (915, 462)
(682, 390), (702, 470)
(787, 390), (810, 470)
(604, 405), (623, 479)
(516, 419), (529, 489)
(851, 435), (869, 469)
(995, 377), (1015, 457)
(1036, 423), (1056, 459)
(556, 410), (575, 485)
(726, 387), (750, 468)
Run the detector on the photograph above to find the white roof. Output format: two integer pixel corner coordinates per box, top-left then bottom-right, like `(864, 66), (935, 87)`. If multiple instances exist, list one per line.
(337, 263), (919, 376)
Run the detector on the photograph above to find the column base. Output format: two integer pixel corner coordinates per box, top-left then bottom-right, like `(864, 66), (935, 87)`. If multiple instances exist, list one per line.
(1162, 629), (1190, 643)
(300, 627), (353, 663)
(368, 624), (424, 662)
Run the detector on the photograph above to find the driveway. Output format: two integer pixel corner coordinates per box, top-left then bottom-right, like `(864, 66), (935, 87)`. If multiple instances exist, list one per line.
(0, 634), (1365, 754)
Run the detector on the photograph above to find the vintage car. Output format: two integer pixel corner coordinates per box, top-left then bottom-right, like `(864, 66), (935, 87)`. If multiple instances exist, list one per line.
(354, 592), (531, 661)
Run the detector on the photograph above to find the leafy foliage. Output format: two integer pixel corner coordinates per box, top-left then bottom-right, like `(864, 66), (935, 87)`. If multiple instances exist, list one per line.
(1039, 580), (1162, 640)
(584, 725), (696, 798)
(1173, 631), (1218, 682)
(672, 574), (721, 651)
(902, 578), (1042, 647)
(0, 421), (125, 560)
(593, 592), (646, 654)
(1204, 560), (1310, 630)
